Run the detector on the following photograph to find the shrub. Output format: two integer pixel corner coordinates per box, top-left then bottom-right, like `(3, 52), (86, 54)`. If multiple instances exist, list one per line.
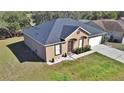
(74, 45), (91, 54)
(62, 53), (67, 57)
(51, 58), (54, 63)
(62, 54), (64, 57)
(113, 39), (118, 43)
(83, 45), (91, 52)
(74, 48), (82, 54)
(108, 35), (114, 42)
(64, 53), (67, 57)
(16, 31), (23, 37)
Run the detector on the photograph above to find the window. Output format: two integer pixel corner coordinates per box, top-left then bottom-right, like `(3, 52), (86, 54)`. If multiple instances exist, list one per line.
(79, 39), (83, 48)
(55, 44), (61, 55)
(77, 31), (80, 34)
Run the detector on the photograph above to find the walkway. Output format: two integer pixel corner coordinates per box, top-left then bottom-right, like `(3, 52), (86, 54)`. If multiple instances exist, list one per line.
(92, 44), (124, 63)
(47, 50), (95, 65)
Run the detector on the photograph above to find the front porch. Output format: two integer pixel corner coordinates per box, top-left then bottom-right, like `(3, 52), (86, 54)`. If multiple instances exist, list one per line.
(47, 36), (90, 64)
(67, 38), (77, 53)
(67, 36), (87, 53)
(47, 50), (95, 65)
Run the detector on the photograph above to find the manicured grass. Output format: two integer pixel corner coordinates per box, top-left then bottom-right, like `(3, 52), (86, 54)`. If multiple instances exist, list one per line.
(105, 42), (124, 51)
(1, 37), (124, 80)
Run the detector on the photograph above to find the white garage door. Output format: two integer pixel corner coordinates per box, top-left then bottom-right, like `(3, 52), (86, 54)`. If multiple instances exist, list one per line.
(89, 36), (102, 47)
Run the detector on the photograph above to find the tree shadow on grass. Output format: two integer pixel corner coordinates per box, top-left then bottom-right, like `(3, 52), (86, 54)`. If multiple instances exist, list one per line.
(7, 41), (45, 63)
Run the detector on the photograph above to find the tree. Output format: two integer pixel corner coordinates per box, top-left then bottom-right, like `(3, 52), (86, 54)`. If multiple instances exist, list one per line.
(102, 11), (117, 19)
(0, 11), (119, 39)
(31, 11), (118, 25)
(2, 12), (31, 31)
(0, 11), (31, 38)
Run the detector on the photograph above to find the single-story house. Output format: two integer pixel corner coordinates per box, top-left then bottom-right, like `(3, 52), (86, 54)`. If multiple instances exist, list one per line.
(23, 18), (106, 62)
(92, 19), (124, 43)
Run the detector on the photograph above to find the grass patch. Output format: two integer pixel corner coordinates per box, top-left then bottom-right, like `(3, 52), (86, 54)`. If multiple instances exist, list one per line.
(49, 72), (70, 81)
(105, 42), (124, 51)
(0, 37), (124, 80)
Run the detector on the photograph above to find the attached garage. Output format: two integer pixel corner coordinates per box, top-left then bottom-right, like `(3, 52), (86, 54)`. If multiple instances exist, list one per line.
(89, 35), (102, 47)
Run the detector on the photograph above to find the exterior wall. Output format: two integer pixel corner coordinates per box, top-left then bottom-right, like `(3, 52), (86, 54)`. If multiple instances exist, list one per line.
(65, 28), (89, 49)
(61, 42), (67, 54)
(122, 36), (124, 44)
(45, 45), (54, 62)
(45, 42), (67, 62)
(45, 28), (89, 61)
(24, 34), (46, 61)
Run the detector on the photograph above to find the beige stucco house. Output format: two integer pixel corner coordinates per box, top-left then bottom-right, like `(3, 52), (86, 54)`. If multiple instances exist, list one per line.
(23, 18), (106, 62)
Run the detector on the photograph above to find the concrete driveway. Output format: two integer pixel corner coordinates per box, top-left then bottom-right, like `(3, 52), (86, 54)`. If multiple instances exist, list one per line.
(92, 44), (124, 63)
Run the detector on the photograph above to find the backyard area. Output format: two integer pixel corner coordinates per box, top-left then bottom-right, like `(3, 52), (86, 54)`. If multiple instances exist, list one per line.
(1, 37), (124, 80)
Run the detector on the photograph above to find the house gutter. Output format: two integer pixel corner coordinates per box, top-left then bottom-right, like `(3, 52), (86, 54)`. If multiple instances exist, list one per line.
(23, 30), (66, 47)
(44, 41), (66, 47)
(88, 32), (107, 38)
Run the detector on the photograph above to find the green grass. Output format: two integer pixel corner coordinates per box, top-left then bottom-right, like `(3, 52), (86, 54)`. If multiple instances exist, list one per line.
(1, 37), (124, 80)
(105, 42), (124, 51)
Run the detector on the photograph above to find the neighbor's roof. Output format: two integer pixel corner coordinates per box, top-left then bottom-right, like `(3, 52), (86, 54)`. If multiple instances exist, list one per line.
(23, 18), (105, 45)
(92, 19), (124, 33)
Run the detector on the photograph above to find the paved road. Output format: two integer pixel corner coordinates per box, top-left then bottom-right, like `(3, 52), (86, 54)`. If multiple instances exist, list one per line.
(92, 44), (124, 63)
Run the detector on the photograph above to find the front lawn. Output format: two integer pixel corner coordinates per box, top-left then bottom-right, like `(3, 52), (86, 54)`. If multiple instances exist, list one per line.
(0, 37), (124, 80)
(105, 42), (124, 51)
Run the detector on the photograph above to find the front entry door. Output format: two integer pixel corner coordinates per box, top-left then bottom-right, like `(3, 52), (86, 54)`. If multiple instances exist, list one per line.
(68, 41), (73, 52)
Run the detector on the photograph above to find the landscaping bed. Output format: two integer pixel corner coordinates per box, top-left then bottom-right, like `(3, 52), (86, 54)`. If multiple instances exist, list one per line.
(74, 45), (91, 54)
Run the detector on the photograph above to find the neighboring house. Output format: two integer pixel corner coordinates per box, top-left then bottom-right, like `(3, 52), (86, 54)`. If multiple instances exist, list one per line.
(92, 19), (124, 43)
(23, 18), (106, 62)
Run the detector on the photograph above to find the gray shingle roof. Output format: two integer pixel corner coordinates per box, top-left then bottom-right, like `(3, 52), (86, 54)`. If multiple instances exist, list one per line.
(61, 25), (79, 39)
(23, 18), (105, 45)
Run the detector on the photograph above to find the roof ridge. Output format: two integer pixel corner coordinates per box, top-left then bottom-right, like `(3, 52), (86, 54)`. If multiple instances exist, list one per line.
(117, 20), (124, 32)
(45, 19), (57, 44)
